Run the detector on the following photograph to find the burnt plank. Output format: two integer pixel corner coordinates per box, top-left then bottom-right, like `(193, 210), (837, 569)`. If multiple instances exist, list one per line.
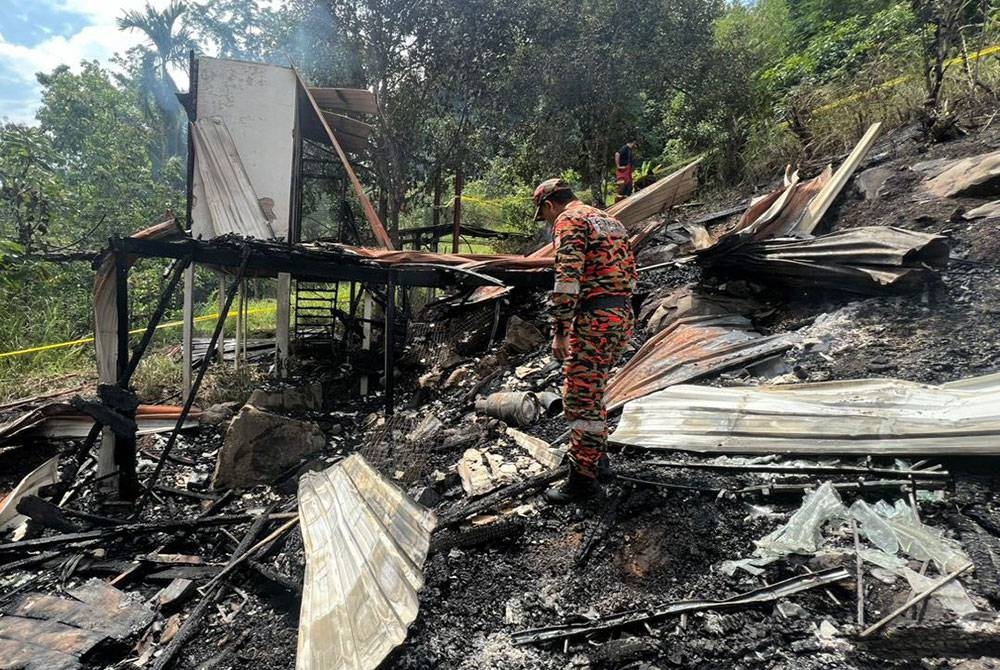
(0, 615), (104, 657)
(0, 636), (80, 670)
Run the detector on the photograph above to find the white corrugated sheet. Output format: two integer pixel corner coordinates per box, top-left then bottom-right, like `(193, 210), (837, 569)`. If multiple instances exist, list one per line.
(297, 454), (436, 670)
(191, 117), (276, 240)
(611, 373), (1000, 455)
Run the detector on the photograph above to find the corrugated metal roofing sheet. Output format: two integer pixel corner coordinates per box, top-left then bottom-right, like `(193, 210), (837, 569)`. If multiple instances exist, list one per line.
(610, 374), (1000, 455)
(0, 404), (203, 446)
(191, 117), (277, 240)
(705, 226), (949, 294)
(604, 314), (801, 409)
(297, 454), (436, 670)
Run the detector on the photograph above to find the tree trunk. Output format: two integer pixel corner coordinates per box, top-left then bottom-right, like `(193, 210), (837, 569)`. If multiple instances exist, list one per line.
(378, 191), (389, 230)
(452, 167), (464, 254)
(390, 194), (402, 248)
(431, 168), (442, 230)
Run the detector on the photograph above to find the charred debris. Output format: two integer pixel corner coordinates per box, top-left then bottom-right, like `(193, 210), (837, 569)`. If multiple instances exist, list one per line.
(4, 58), (1000, 670)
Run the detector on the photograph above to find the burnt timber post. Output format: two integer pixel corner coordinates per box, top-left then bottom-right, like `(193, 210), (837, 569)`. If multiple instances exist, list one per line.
(112, 249), (140, 499)
(136, 249), (251, 514)
(384, 271), (396, 413)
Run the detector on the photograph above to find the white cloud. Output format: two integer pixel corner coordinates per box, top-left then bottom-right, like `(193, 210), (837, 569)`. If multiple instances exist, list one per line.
(0, 1), (192, 124)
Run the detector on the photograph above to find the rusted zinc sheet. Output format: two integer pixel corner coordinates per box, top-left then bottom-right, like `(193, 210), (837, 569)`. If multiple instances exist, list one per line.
(191, 117), (277, 240)
(702, 226), (949, 294)
(691, 167), (832, 252)
(608, 158), (702, 241)
(603, 314), (800, 409)
(692, 123), (880, 254)
(640, 284), (760, 335)
(339, 245), (554, 270)
(610, 373), (1000, 455)
(308, 87), (378, 116)
(297, 454), (436, 670)
(0, 403), (202, 446)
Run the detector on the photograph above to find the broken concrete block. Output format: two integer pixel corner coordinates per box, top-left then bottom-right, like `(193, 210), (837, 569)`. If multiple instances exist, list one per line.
(503, 316), (546, 354)
(212, 405), (325, 490)
(248, 382), (322, 412)
(457, 449), (495, 497)
(507, 428), (566, 468)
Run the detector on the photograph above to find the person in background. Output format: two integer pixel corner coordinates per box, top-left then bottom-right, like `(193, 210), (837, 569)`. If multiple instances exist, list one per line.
(531, 178), (636, 504)
(614, 139), (638, 201)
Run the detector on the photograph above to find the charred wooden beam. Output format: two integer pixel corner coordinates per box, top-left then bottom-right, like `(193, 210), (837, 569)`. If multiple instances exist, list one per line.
(114, 236), (552, 289)
(136, 249), (251, 514)
(150, 505), (278, 670)
(0, 512), (292, 554)
(438, 468), (564, 529)
(120, 257), (191, 386)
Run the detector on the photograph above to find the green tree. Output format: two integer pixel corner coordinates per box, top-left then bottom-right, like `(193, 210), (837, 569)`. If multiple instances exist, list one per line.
(36, 63), (181, 240)
(117, 0), (194, 169)
(788, 0), (898, 38)
(0, 124), (60, 252)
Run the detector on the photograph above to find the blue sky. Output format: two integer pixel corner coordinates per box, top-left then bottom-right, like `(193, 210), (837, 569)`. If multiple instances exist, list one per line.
(0, 0), (181, 123)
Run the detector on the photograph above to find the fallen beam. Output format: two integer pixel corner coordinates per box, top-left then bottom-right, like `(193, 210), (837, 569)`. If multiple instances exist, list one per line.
(151, 506), (277, 670)
(438, 468), (564, 529)
(797, 122), (882, 234)
(512, 567), (851, 644)
(649, 459), (950, 479)
(0, 513), (295, 554)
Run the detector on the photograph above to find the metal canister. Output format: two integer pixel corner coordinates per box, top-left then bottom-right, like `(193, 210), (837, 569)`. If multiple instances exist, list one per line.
(475, 391), (541, 426)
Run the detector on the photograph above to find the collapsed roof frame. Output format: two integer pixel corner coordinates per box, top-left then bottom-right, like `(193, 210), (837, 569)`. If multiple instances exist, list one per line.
(85, 55), (555, 500)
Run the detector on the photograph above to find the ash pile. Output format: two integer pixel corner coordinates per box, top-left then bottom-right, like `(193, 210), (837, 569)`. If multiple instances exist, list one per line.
(4, 120), (1000, 670)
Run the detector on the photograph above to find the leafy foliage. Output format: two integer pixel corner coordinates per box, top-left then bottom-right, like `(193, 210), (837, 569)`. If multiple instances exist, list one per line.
(3, 0), (1000, 389)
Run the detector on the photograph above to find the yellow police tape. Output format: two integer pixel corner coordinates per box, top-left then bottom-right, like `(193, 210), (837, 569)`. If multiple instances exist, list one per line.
(0, 307), (277, 360)
(808, 43), (1000, 117)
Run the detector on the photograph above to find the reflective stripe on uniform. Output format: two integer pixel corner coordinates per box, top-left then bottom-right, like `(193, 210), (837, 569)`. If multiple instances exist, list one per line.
(553, 280), (580, 294)
(569, 418), (605, 433)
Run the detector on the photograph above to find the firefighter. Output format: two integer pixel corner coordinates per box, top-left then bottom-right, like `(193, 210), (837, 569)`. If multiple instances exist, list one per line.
(532, 178), (636, 504)
(614, 139), (638, 201)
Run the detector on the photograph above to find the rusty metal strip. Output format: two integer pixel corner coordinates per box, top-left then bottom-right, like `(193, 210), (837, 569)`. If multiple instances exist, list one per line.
(604, 314), (800, 409)
(294, 69), (394, 250)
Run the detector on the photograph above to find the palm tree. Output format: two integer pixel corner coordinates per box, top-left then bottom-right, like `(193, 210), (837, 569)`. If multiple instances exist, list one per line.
(118, 1), (195, 168)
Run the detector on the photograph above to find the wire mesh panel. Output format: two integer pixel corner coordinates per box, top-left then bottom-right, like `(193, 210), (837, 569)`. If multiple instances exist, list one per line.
(359, 412), (441, 484)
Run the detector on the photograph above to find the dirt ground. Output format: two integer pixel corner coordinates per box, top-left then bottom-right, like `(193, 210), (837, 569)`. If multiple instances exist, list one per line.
(4, 120), (1000, 670)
